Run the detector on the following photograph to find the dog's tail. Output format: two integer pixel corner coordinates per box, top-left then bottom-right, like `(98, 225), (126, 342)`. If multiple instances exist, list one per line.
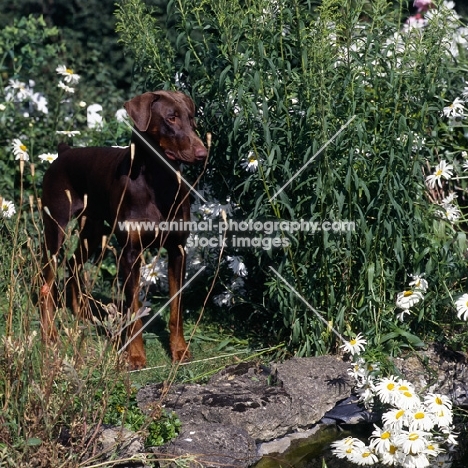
(57, 142), (71, 155)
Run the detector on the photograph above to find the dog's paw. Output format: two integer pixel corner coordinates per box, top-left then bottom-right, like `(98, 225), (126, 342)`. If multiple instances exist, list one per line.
(171, 346), (191, 362)
(128, 352), (147, 370)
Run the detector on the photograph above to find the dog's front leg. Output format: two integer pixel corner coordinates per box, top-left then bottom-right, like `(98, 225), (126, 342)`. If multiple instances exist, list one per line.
(121, 244), (147, 369)
(167, 243), (190, 361)
(40, 257), (59, 343)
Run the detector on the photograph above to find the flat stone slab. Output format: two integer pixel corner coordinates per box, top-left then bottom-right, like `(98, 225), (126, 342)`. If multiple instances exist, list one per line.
(156, 423), (258, 468)
(138, 356), (351, 443)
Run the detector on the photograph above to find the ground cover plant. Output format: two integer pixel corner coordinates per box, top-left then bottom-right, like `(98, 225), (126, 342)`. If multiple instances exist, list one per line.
(1, 0), (468, 466)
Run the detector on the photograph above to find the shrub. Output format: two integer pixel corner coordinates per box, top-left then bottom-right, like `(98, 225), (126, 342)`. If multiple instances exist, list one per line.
(115, 0), (468, 355)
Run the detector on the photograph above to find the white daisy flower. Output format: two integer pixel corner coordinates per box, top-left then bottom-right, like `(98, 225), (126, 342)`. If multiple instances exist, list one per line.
(393, 381), (418, 407)
(401, 452), (430, 468)
(56, 65), (80, 84)
(4, 79), (32, 101)
(240, 151), (260, 172)
(330, 437), (365, 459)
(31, 92), (48, 113)
(441, 192), (457, 205)
(1, 199), (16, 218)
(87, 103), (103, 129)
(424, 441), (442, 458)
(375, 376), (400, 404)
(382, 408), (407, 430)
(439, 204), (461, 222)
(12, 138), (29, 161)
(227, 255), (248, 277)
(432, 407), (454, 427)
(348, 445), (379, 465)
(408, 274), (428, 293)
(455, 293), (468, 320)
(140, 256), (168, 288)
(340, 332), (367, 355)
(38, 153), (58, 164)
(394, 429), (430, 455)
(426, 160), (453, 189)
(348, 357), (367, 379)
(442, 97), (465, 118)
(396, 290), (424, 310)
(423, 393), (452, 413)
(58, 81), (75, 93)
(213, 290), (234, 307)
(380, 443), (403, 466)
(369, 426), (394, 454)
(407, 408), (436, 431)
(115, 108), (128, 122)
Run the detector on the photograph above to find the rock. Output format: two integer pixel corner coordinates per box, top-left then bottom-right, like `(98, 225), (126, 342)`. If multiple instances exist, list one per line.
(82, 425), (149, 468)
(320, 395), (379, 425)
(393, 343), (468, 407)
(137, 357), (352, 442)
(257, 425), (327, 457)
(156, 422), (259, 468)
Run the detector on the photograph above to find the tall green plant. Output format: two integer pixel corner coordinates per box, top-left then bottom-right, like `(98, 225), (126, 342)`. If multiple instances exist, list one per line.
(115, 0), (468, 355)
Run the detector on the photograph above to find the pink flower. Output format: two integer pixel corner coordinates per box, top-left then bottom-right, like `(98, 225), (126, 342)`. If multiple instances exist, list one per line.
(413, 0), (433, 13)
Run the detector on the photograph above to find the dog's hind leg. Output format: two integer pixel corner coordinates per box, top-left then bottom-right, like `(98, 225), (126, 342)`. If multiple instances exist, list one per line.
(68, 215), (105, 320)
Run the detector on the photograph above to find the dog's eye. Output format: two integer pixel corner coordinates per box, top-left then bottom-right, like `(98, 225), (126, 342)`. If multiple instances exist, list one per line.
(167, 115), (176, 124)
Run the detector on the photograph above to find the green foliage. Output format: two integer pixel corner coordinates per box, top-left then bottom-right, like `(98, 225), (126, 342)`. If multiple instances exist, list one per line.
(116, 0), (468, 355)
(96, 380), (181, 446)
(0, 15), (132, 200)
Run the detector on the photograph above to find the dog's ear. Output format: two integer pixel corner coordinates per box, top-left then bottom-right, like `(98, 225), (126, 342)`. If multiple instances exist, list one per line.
(178, 92), (196, 116)
(124, 92), (160, 131)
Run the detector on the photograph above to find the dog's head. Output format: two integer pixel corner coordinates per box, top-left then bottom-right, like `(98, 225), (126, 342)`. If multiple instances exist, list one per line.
(124, 90), (207, 164)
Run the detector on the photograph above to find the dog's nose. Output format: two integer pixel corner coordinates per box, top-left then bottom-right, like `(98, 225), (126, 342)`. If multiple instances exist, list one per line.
(195, 145), (208, 160)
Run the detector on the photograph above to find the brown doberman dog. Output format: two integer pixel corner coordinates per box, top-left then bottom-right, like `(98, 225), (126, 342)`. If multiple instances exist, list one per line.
(40, 90), (208, 369)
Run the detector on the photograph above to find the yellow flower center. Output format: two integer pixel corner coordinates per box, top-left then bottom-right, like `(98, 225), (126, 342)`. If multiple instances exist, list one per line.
(20, 144), (27, 152)
(66, 68), (74, 74)
(435, 397), (443, 405)
(396, 409), (405, 419)
(435, 169), (443, 176)
(362, 452), (372, 458)
(398, 385), (409, 391)
(403, 290), (413, 297)
(350, 339), (357, 346)
(409, 433), (419, 441)
(414, 412), (425, 420)
(386, 383), (395, 390)
(389, 445), (397, 454)
(403, 391), (413, 398)
(381, 431), (391, 439)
